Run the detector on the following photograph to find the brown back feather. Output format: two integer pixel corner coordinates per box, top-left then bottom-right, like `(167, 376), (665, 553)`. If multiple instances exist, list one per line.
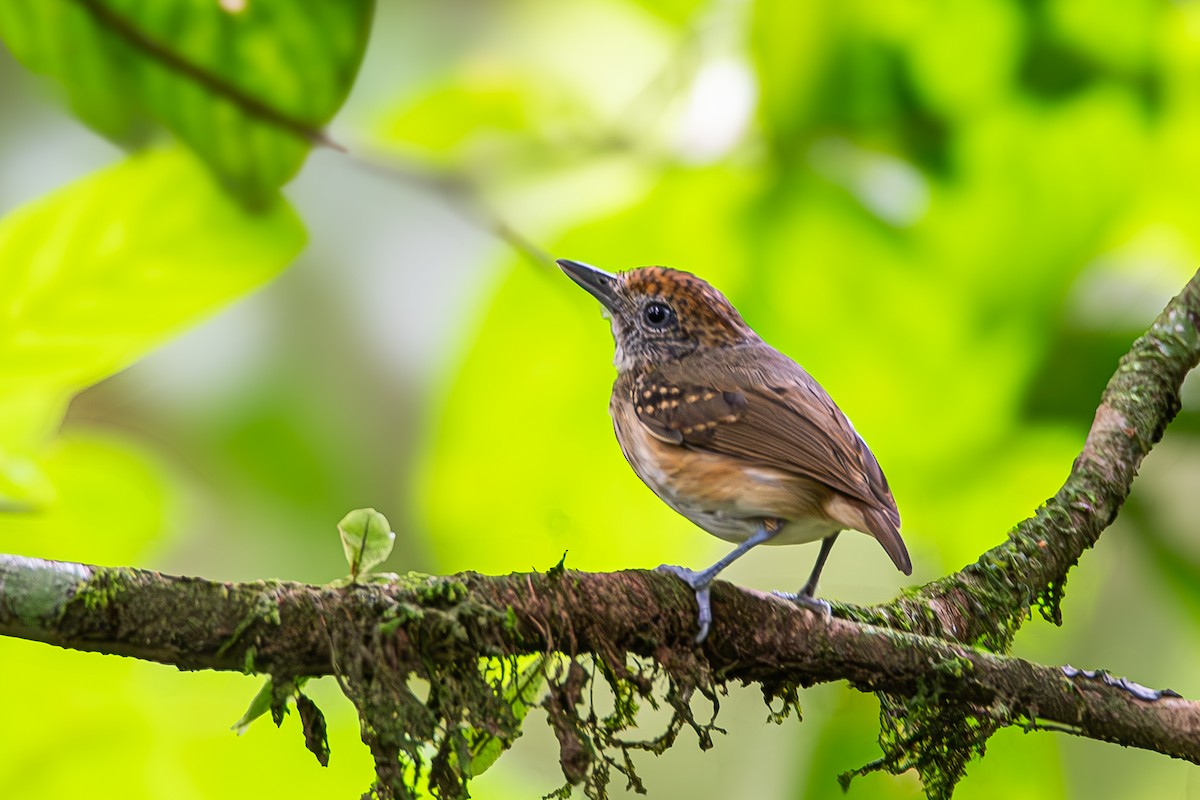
(631, 344), (909, 573)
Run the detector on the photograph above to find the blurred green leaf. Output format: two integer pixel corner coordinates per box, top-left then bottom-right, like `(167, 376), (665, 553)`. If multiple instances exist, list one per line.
(623, 0), (706, 27)
(0, 430), (172, 563)
(373, 0), (677, 174)
(903, 0), (1022, 122)
(462, 656), (546, 778)
(0, 389), (63, 510)
(402, 655), (547, 796)
(232, 676), (311, 735)
(232, 677), (279, 736)
(1131, 497), (1200, 630)
(337, 507), (395, 580)
(0, 147), (304, 509)
(378, 72), (547, 166)
(1049, 0), (1156, 74)
(748, 0), (836, 157)
(0, 0), (373, 203)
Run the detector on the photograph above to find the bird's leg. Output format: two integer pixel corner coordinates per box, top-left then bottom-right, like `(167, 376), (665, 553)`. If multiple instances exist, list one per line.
(799, 531), (839, 598)
(773, 532), (839, 616)
(656, 520), (781, 644)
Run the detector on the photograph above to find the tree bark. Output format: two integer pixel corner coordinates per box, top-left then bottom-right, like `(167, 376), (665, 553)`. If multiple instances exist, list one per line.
(2, 555), (1198, 765)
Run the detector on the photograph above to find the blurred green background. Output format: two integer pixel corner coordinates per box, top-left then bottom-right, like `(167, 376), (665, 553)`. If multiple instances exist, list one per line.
(2, 0), (1200, 797)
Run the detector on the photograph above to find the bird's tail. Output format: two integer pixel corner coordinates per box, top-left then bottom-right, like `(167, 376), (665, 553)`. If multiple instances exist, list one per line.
(824, 494), (912, 576)
(864, 505), (911, 576)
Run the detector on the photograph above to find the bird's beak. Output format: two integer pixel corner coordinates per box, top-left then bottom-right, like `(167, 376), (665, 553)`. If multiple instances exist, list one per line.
(557, 259), (620, 311)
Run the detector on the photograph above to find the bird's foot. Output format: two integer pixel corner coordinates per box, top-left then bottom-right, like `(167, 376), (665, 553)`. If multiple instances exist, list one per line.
(655, 564), (714, 644)
(772, 590), (832, 617)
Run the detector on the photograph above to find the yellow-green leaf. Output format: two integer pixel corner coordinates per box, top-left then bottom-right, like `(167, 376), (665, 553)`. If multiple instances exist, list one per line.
(0, 148), (305, 509)
(337, 508), (395, 580)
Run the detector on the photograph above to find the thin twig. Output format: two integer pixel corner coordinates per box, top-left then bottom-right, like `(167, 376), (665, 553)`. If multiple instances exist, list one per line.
(343, 152), (555, 270)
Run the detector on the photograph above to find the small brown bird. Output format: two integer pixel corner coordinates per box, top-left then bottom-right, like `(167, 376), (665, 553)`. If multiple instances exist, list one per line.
(558, 259), (911, 643)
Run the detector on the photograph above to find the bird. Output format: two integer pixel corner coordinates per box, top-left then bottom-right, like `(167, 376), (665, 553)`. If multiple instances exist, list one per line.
(557, 258), (911, 643)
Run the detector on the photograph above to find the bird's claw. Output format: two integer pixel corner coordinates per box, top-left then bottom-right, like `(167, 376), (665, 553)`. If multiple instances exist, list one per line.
(772, 590), (832, 617)
(655, 564), (714, 644)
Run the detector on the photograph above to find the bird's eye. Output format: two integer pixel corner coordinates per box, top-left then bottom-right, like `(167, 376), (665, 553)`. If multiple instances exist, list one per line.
(642, 301), (674, 329)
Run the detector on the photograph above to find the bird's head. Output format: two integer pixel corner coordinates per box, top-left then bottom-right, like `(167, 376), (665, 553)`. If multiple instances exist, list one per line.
(558, 259), (759, 371)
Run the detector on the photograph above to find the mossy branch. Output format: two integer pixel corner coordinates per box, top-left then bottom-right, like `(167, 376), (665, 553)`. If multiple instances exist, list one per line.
(1, 270), (1198, 798)
(1, 556), (1199, 785)
(864, 269), (1200, 652)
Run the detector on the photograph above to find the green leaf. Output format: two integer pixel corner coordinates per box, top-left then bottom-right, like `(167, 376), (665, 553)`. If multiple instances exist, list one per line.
(337, 508), (395, 580)
(231, 675), (307, 735)
(0, 148), (305, 509)
(295, 692), (330, 767)
(749, 0), (839, 153)
(0, 430), (173, 563)
(462, 656), (547, 778)
(624, 0), (707, 26)
(377, 75), (541, 166)
(0, 390), (63, 510)
(0, 0), (374, 203)
(231, 677), (276, 735)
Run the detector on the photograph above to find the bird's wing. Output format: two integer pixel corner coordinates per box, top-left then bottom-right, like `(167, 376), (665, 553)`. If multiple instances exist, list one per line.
(630, 347), (909, 572)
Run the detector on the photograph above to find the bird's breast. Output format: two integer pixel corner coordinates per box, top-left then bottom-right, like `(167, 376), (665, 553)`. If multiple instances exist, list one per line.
(610, 395), (836, 545)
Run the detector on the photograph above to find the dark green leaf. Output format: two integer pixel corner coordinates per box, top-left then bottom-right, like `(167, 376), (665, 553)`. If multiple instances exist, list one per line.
(296, 693), (330, 767)
(0, 0), (374, 203)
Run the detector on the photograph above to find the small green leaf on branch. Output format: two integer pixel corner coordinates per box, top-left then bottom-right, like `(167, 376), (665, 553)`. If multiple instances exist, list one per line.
(338, 508), (395, 581)
(296, 692), (331, 767)
(232, 676), (307, 734)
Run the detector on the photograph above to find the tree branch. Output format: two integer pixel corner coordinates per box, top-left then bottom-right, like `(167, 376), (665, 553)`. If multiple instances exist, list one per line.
(1, 555), (1198, 765)
(865, 269), (1200, 650)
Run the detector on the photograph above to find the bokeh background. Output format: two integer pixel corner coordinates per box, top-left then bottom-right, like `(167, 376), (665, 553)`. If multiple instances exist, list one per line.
(3, 0), (1200, 798)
